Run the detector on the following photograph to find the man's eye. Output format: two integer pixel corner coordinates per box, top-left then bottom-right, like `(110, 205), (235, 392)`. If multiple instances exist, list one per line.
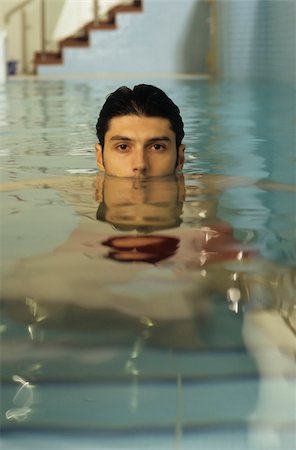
(151, 144), (165, 151)
(116, 144), (128, 151)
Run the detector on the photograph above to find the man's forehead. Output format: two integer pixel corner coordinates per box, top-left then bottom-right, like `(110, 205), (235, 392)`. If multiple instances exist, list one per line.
(106, 114), (175, 137)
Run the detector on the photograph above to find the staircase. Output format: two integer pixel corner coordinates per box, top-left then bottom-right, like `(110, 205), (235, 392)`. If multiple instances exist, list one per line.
(35, 0), (211, 77)
(34, 0), (143, 71)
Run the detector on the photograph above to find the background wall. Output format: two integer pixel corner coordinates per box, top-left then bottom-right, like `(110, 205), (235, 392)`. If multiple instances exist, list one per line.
(37, 0), (211, 76)
(267, 0), (296, 84)
(1, 0), (295, 83)
(0, 0), (211, 76)
(216, 0), (296, 85)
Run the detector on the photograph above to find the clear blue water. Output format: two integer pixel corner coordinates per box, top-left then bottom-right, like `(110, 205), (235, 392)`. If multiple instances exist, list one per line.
(0, 78), (295, 449)
(1, 78), (295, 182)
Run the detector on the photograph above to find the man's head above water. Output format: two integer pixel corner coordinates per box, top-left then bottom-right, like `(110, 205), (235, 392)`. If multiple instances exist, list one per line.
(95, 84), (185, 177)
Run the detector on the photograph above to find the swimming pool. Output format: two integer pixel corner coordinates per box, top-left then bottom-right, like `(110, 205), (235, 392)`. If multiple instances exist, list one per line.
(1, 78), (295, 449)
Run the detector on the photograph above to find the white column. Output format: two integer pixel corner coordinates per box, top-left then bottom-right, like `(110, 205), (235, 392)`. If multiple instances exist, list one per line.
(0, 30), (7, 83)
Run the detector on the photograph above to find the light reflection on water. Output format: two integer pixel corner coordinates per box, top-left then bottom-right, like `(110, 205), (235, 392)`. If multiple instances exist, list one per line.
(0, 80), (295, 449)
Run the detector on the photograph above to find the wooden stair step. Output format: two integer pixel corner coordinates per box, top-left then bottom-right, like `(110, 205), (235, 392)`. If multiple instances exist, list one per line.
(60, 36), (89, 48)
(109, 2), (143, 17)
(85, 21), (116, 32)
(34, 52), (62, 65)
(96, 1), (143, 26)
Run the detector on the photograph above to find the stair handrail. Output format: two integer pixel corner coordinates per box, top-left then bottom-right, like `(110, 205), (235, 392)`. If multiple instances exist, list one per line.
(93, 0), (99, 25)
(4, 0), (47, 73)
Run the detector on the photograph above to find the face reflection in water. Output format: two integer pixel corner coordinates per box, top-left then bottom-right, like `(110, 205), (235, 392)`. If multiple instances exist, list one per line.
(95, 174), (256, 265)
(96, 174), (185, 232)
(95, 174), (184, 262)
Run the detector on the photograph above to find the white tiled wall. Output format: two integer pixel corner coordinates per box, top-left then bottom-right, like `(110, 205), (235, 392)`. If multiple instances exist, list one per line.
(37, 0), (296, 84)
(267, 0), (296, 84)
(217, 0), (296, 84)
(38, 0), (210, 76)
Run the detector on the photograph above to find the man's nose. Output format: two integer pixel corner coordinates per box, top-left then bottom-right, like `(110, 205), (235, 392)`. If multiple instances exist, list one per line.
(132, 150), (148, 175)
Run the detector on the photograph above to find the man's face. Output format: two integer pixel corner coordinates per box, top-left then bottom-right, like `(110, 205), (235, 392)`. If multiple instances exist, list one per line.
(96, 115), (185, 177)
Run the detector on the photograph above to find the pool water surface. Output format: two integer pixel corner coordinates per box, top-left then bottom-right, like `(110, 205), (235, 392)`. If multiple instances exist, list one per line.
(0, 78), (295, 449)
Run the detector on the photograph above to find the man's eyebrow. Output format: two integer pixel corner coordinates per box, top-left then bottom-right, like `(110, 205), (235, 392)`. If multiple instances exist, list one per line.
(110, 135), (133, 141)
(146, 136), (172, 143)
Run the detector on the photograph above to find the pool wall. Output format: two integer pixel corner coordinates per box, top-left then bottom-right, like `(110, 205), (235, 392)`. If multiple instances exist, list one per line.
(34, 0), (296, 83)
(217, 0), (296, 84)
(37, 0), (210, 76)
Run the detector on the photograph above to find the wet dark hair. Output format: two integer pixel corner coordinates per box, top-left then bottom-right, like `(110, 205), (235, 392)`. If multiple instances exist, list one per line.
(96, 84), (184, 148)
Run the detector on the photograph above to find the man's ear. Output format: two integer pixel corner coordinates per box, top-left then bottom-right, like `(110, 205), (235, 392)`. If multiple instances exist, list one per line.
(95, 144), (105, 171)
(176, 144), (185, 171)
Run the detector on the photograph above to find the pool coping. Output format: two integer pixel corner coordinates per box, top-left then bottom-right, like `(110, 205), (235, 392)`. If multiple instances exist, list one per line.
(7, 73), (212, 81)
